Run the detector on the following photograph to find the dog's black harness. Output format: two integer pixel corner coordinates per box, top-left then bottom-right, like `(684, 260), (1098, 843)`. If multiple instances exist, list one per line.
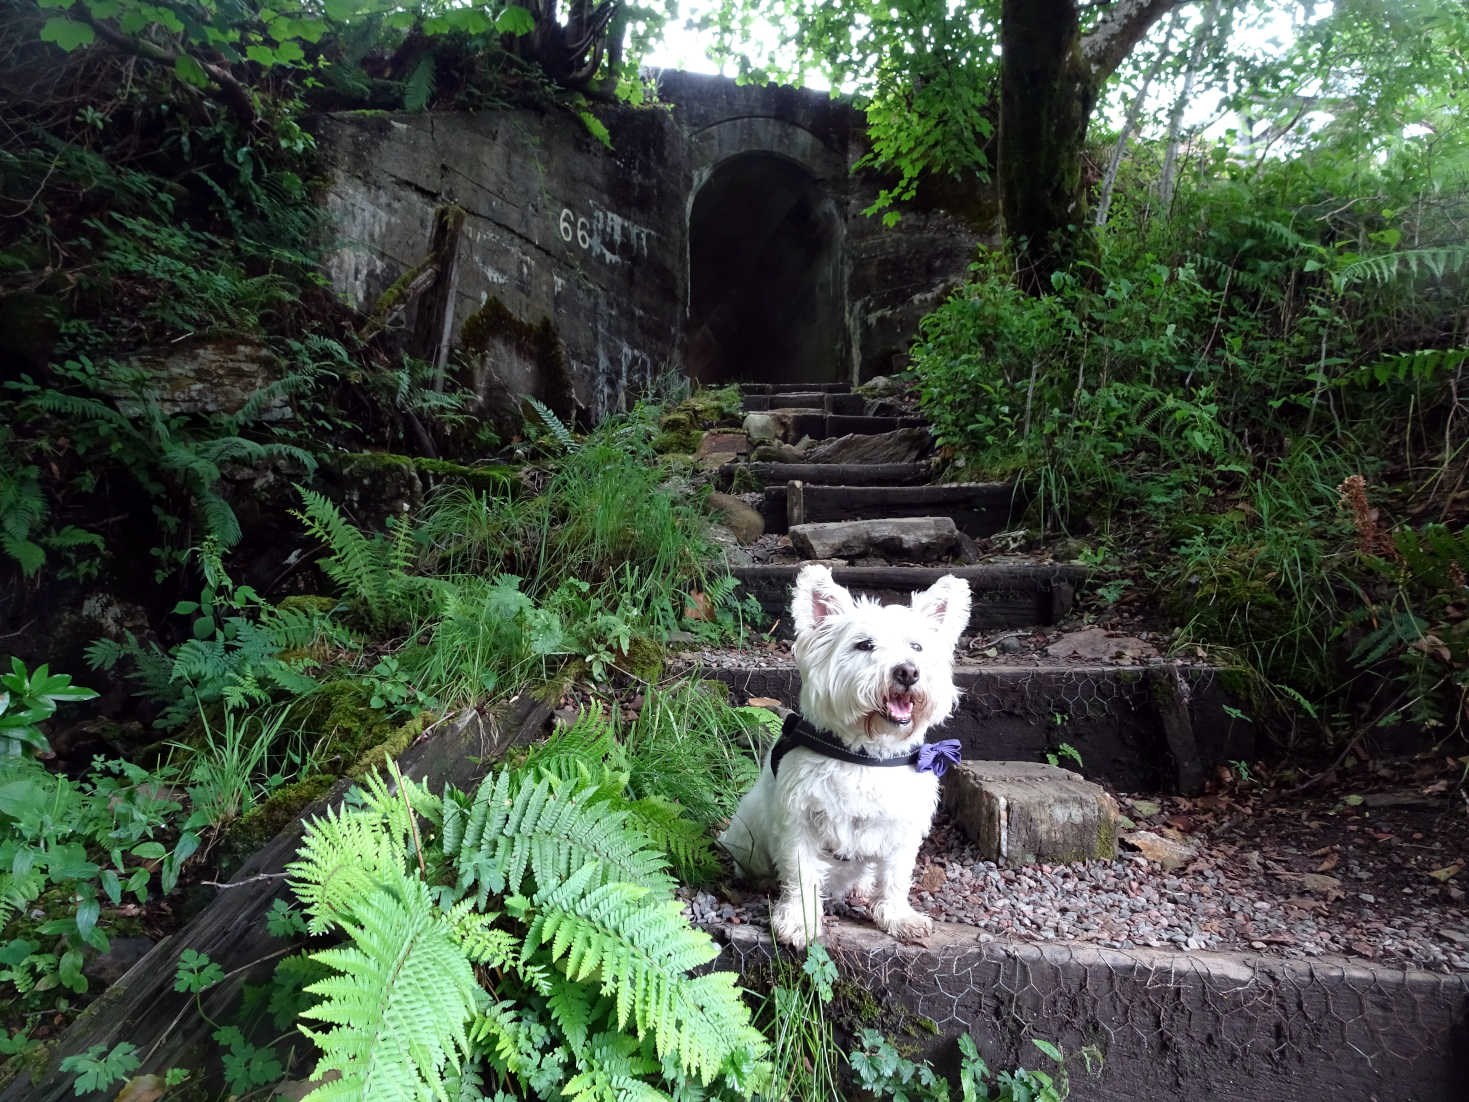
(769, 713), (962, 778)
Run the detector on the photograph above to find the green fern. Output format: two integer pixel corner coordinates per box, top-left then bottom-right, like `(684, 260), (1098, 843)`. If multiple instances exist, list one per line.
(288, 761), (770, 1100)
(1341, 346), (1469, 388)
(299, 861), (482, 1100)
(1334, 244), (1469, 290)
(513, 865), (762, 1085)
(441, 771), (675, 905)
(0, 457), (47, 576)
(292, 486), (430, 628)
(524, 395), (579, 453)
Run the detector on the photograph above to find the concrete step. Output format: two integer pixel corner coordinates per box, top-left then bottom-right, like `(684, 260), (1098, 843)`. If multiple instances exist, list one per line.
(708, 922), (1465, 1102)
(696, 659), (1243, 793)
(718, 461), (933, 491)
(742, 392), (866, 414)
(731, 563), (1088, 636)
(762, 481), (1023, 536)
(745, 410), (928, 442)
(740, 381), (851, 394)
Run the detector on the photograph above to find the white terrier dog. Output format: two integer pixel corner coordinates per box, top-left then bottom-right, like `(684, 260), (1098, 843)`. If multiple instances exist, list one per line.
(720, 564), (971, 948)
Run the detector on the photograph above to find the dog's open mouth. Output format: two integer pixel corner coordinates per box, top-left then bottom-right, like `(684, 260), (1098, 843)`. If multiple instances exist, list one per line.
(882, 691), (915, 725)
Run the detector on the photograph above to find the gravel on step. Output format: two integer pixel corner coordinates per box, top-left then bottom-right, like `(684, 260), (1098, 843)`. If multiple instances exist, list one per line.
(685, 813), (1469, 974)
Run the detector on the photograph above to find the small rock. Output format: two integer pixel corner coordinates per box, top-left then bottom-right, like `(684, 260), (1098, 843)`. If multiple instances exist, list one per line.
(706, 492), (765, 544)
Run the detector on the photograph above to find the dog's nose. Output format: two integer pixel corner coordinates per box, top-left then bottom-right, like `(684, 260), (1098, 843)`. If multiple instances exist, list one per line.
(893, 662), (919, 687)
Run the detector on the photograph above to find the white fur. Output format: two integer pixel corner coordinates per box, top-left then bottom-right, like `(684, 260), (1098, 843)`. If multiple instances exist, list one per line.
(719, 564), (971, 948)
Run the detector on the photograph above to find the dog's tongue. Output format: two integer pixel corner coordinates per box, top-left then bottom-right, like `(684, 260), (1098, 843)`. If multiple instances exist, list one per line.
(885, 694), (914, 724)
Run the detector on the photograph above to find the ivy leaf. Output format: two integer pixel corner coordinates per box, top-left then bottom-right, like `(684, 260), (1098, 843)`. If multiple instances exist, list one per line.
(39, 17), (96, 51)
(174, 53), (210, 88)
(246, 44), (276, 66)
(496, 6), (536, 36)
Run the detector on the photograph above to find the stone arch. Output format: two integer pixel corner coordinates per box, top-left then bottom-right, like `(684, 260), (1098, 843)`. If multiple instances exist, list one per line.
(683, 119), (849, 387)
(685, 151), (847, 386)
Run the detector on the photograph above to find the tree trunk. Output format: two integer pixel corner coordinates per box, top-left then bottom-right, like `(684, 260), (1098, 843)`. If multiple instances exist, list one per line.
(1159, 0), (1222, 212)
(1095, 16), (1175, 228)
(996, 0), (1199, 294)
(1000, 0), (1097, 295)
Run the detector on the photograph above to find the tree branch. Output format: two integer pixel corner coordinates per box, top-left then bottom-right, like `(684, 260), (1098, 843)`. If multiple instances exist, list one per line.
(74, 8), (257, 125)
(1082, 0), (1201, 83)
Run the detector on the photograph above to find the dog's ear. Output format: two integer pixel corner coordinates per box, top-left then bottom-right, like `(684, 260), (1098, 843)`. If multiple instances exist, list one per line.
(792, 564), (855, 635)
(911, 575), (971, 645)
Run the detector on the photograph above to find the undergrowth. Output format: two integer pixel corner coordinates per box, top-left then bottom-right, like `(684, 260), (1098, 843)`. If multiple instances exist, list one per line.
(911, 152), (1469, 748)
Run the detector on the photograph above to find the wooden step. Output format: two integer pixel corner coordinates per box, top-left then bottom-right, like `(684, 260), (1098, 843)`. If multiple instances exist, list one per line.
(763, 481), (1022, 536)
(746, 410), (928, 442)
(693, 660), (1245, 793)
(731, 563), (1088, 636)
(742, 392), (866, 414)
(717, 462), (932, 491)
(746, 382), (852, 393)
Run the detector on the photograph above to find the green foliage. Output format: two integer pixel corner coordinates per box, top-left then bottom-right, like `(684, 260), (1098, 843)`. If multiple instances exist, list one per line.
(59, 1041), (140, 1095)
(0, 658), (98, 758)
(286, 764), (769, 1099)
(910, 144), (1469, 740)
(1, 745), (193, 1015)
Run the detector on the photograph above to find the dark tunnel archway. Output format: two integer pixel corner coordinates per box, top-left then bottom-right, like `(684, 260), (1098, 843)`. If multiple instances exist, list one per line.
(685, 153), (846, 387)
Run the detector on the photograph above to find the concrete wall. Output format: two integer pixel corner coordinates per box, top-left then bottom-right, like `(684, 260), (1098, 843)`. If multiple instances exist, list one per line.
(314, 72), (989, 424)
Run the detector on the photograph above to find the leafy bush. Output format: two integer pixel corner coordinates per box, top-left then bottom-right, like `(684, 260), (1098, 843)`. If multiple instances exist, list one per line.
(285, 762), (769, 1099)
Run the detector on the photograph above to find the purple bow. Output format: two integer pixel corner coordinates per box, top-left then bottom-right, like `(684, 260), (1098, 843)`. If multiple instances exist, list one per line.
(915, 739), (962, 777)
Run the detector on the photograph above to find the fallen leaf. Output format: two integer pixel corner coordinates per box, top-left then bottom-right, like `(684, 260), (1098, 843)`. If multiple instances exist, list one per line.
(745, 697), (783, 711)
(1300, 873), (1342, 897)
(1316, 852), (1340, 873)
(1428, 863), (1463, 882)
(917, 865), (946, 893)
(1122, 830), (1199, 871)
(1129, 798), (1162, 817)
(684, 590), (714, 621)
(113, 1078), (167, 1102)
(1342, 794), (1365, 807)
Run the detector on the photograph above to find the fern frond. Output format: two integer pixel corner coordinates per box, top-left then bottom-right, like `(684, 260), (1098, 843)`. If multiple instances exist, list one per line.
(560, 1031), (667, 1102)
(288, 799), (414, 935)
(1335, 244), (1469, 290)
(293, 486), (397, 622)
(523, 395), (578, 453)
(23, 390), (131, 429)
(1341, 346), (1469, 388)
(623, 796), (721, 884)
(300, 863), (481, 1101)
(443, 771), (674, 906)
(521, 866), (761, 1086)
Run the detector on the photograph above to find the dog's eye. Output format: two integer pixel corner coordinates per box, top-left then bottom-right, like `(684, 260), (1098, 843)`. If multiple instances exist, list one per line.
(854, 638), (875, 651)
(910, 641), (923, 652)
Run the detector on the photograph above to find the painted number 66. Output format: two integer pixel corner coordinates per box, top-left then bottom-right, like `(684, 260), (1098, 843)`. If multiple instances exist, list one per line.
(559, 208), (590, 249)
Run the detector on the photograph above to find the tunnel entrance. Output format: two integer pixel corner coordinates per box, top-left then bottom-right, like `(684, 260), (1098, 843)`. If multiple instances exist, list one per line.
(686, 154), (845, 387)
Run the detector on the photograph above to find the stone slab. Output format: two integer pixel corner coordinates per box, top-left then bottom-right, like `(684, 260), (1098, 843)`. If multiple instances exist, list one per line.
(710, 921), (1469, 1102)
(942, 760), (1121, 865)
(789, 515), (961, 561)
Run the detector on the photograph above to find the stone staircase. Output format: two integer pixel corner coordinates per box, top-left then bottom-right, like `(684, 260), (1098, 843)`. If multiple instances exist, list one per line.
(699, 380), (1249, 795)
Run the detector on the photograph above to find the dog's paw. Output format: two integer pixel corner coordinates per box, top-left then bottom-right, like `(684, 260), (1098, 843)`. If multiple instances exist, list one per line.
(771, 900), (820, 950)
(874, 904), (933, 942)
